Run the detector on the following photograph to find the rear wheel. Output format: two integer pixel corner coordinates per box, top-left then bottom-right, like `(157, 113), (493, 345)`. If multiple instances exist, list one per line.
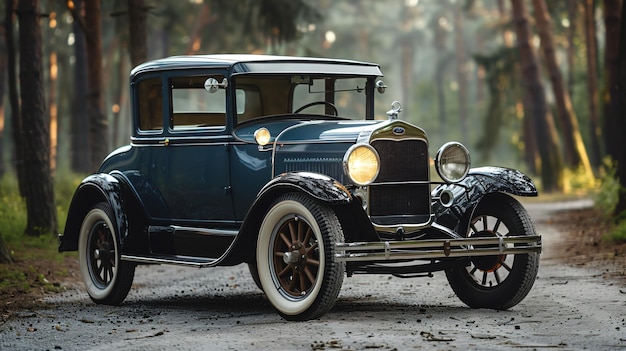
(445, 193), (539, 310)
(78, 202), (135, 305)
(256, 193), (345, 321)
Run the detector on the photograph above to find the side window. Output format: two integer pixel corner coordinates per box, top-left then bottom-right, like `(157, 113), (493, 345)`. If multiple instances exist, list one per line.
(233, 76), (292, 124)
(235, 87), (261, 123)
(170, 75), (226, 130)
(137, 78), (163, 131)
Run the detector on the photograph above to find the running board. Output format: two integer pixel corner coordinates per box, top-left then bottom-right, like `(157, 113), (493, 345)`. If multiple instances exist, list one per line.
(121, 254), (218, 268)
(335, 235), (542, 262)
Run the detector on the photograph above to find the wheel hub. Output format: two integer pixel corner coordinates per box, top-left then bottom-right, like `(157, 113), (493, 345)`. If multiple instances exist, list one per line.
(470, 230), (505, 272)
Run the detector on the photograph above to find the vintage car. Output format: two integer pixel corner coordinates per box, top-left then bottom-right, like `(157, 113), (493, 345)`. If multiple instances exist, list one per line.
(59, 54), (541, 321)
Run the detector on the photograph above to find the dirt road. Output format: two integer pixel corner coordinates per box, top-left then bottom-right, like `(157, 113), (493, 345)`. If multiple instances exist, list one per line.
(1, 200), (625, 350)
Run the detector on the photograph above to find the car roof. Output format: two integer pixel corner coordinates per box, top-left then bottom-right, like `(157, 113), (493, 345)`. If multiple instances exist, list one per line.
(130, 54), (383, 79)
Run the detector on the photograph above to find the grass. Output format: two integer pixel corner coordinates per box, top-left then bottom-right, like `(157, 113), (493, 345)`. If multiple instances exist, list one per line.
(0, 171), (83, 296)
(591, 159), (626, 244)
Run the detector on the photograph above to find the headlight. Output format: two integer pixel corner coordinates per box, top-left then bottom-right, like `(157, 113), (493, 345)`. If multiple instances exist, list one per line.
(343, 144), (380, 186)
(435, 142), (470, 183)
(254, 127), (271, 146)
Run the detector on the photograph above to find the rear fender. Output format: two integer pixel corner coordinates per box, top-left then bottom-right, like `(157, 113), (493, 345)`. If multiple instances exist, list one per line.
(59, 173), (128, 252)
(432, 167), (537, 234)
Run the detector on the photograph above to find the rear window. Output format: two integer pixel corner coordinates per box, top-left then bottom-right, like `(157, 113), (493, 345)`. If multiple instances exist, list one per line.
(137, 78), (163, 132)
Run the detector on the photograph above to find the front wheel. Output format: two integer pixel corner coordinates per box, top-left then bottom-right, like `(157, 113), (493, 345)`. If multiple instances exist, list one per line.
(445, 193), (539, 310)
(256, 193), (345, 321)
(78, 202), (135, 305)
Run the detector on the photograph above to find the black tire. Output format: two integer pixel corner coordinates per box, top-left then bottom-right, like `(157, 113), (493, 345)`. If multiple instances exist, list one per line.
(247, 261), (263, 292)
(445, 193), (539, 310)
(78, 202), (135, 305)
(256, 193), (345, 321)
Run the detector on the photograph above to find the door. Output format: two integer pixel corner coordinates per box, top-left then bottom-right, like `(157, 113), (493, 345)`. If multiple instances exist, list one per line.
(132, 72), (236, 258)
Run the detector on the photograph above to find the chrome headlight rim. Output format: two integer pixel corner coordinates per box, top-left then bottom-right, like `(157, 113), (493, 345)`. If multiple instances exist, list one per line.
(435, 142), (471, 183)
(343, 144), (380, 186)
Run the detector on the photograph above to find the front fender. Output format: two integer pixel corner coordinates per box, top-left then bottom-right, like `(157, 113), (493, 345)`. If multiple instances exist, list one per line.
(59, 173), (128, 252)
(432, 166), (537, 232)
(258, 171), (352, 204)
(219, 172), (354, 265)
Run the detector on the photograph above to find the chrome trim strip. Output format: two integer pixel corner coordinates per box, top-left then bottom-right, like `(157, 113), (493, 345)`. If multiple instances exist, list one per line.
(335, 235), (542, 262)
(169, 226), (238, 237)
(121, 255), (217, 268)
(373, 214), (435, 233)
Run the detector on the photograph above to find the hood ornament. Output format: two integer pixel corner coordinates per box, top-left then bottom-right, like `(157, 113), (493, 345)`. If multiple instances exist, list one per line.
(386, 101), (402, 120)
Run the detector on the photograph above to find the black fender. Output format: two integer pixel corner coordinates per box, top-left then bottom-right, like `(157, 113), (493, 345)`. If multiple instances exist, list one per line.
(58, 173), (128, 252)
(258, 171), (352, 204)
(431, 166), (537, 235)
(220, 171), (378, 265)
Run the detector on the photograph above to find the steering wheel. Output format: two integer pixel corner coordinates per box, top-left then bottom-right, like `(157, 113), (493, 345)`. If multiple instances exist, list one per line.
(294, 101), (338, 116)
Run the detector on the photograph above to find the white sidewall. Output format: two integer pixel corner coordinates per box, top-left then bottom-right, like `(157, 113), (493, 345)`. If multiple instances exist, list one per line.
(78, 208), (119, 301)
(256, 199), (325, 316)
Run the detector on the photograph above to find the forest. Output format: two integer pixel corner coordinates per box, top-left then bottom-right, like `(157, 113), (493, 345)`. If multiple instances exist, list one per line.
(0, 0), (625, 262)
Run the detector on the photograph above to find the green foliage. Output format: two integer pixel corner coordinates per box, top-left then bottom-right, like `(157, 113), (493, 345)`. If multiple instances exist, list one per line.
(593, 158), (619, 217)
(0, 175), (27, 242)
(592, 158), (626, 243)
(474, 47), (519, 163)
(561, 165), (598, 195)
(605, 220), (626, 243)
(0, 172), (81, 293)
(0, 267), (29, 291)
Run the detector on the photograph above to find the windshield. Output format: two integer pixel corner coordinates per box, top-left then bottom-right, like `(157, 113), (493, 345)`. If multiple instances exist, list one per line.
(234, 75), (370, 124)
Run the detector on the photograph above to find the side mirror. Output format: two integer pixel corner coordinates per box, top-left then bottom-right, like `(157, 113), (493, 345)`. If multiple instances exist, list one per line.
(204, 77), (228, 93)
(375, 80), (387, 94)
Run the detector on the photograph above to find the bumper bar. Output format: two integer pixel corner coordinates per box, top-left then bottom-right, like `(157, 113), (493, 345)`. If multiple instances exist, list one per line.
(335, 235), (542, 262)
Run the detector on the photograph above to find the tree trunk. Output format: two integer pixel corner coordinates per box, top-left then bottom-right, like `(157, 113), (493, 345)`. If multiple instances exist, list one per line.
(185, 3), (211, 54)
(603, 0), (622, 164)
(400, 34), (414, 117)
(17, 0), (57, 236)
(0, 234), (11, 263)
(5, 0), (25, 193)
(48, 48), (58, 176)
(128, 0), (148, 68)
(84, 0), (107, 171)
(399, 3), (416, 118)
(70, 0), (91, 173)
(584, 0), (602, 169)
(453, 2), (469, 145)
(0, 18), (6, 178)
(532, 0), (593, 178)
(609, 0), (626, 215)
(566, 0), (578, 98)
(511, 0), (563, 192)
(433, 10), (448, 139)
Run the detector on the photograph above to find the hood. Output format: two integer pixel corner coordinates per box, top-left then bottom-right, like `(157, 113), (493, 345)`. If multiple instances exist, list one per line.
(233, 119), (385, 145)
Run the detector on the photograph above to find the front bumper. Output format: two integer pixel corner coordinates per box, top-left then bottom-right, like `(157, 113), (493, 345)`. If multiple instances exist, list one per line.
(335, 235), (542, 262)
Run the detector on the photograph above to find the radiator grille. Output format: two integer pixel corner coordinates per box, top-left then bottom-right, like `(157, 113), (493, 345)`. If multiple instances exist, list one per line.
(369, 139), (430, 221)
(284, 157), (346, 184)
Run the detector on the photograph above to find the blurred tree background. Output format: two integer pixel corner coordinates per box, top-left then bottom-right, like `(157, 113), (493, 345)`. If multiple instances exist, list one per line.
(0, 0), (625, 244)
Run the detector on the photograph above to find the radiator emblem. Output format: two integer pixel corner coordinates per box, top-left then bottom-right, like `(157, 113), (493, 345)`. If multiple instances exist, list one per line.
(392, 126), (405, 135)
